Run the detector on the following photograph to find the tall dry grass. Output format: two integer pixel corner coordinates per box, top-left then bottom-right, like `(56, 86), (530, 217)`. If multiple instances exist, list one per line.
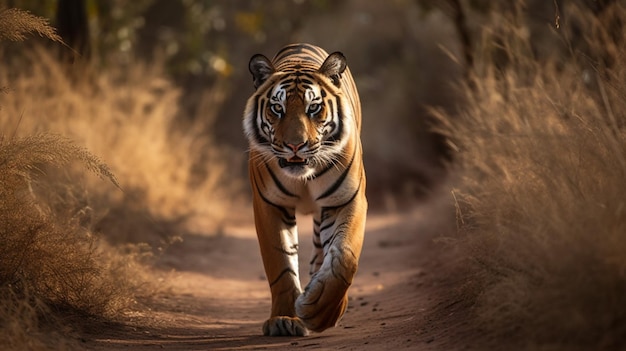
(0, 6), (234, 349)
(0, 9), (136, 350)
(437, 2), (626, 350)
(0, 7), (63, 43)
(0, 134), (139, 350)
(0, 47), (236, 241)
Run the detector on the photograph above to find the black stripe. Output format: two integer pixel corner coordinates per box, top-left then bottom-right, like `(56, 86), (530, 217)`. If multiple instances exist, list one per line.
(322, 232), (338, 249)
(331, 256), (351, 286)
(320, 220), (335, 233)
(321, 208), (334, 222)
(273, 44), (305, 62)
(320, 173), (363, 211)
(321, 221), (350, 253)
(281, 215), (297, 227)
(316, 148), (356, 201)
(312, 231), (321, 247)
(299, 282), (325, 307)
(254, 164), (267, 189)
(275, 244), (298, 256)
(269, 267), (297, 287)
(252, 171), (297, 226)
(328, 98), (343, 142)
(253, 96), (269, 144)
(312, 94), (341, 180)
(273, 44), (326, 67)
(265, 163), (299, 198)
(313, 163), (334, 179)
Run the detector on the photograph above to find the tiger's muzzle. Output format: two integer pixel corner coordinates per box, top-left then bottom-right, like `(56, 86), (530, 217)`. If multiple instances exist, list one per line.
(274, 140), (318, 177)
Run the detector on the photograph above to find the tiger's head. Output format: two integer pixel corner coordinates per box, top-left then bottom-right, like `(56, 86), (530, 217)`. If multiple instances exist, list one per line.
(243, 51), (353, 179)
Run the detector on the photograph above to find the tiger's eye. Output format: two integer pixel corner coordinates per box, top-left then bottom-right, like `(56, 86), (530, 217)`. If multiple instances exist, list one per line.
(308, 103), (322, 115)
(270, 103), (283, 116)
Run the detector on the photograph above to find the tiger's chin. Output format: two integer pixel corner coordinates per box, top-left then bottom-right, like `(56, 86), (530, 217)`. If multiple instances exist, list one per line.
(278, 157), (315, 179)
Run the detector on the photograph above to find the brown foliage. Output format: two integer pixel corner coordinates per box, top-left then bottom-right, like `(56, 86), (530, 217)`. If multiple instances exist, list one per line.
(0, 7), (63, 43)
(436, 2), (626, 350)
(0, 134), (136, 350)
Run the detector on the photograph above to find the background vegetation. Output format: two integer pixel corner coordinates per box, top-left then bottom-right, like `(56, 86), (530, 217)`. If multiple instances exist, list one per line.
(0, 0), (624, 350)
(436, 1), (626, 350)
(0, 8), (151, 350)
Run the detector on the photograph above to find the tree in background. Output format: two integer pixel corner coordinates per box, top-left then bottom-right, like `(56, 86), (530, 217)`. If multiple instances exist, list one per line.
(55, 0), (89, 63)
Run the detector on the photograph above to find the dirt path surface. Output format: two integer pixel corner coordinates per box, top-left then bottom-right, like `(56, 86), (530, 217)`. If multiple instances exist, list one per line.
(85, 191), (456, 351)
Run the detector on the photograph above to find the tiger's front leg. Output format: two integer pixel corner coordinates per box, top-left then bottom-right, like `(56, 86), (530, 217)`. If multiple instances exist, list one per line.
(296, 189), (367, 332)
(252, 190), (308, 336)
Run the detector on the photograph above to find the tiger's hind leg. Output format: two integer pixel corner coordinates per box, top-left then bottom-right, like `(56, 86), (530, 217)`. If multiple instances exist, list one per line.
(297, 193), (367, 332)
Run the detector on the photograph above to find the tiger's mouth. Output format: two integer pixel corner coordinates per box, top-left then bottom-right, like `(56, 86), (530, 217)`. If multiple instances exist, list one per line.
(278, 157), (309, 168)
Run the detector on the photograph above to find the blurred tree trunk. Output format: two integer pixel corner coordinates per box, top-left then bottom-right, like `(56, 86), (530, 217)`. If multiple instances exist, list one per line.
(55, 0), (90, 63)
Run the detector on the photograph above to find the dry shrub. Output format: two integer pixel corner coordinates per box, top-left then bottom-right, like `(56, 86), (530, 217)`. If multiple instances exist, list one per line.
(0, 287), (72, 351)
(0, 8), (232, 346)
(436, 3), (626, 350)
(0, 47), (235, 242)
(0, 7), (140, 350)
(0, 7), (179, 350)
(0, 134), (138, 350)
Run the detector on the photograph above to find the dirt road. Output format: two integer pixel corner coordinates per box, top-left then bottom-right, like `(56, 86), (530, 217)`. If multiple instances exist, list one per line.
(86, 190), (456, 350)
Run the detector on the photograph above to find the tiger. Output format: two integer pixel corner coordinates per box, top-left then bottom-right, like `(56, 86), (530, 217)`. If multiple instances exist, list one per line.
(243, 43), (367, 336)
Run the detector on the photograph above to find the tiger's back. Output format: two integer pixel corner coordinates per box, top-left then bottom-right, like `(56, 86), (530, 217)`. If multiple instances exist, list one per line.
(243, 43), (367, 336)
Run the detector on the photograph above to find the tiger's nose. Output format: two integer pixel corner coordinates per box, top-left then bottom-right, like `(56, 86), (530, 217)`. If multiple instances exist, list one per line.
(285, 141), (307, 152)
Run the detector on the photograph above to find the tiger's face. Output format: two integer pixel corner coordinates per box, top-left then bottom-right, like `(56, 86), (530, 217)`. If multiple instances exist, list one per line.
(244, 52), (351, 179)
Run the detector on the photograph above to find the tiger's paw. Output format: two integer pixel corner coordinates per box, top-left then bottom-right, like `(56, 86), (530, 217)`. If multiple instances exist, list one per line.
(262, 316), (309, 336)
(295, 276), (350, 332)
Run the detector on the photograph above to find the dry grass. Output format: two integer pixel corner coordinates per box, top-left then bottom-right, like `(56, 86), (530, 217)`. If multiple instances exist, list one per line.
(436, 3), (626, 350)
(0, 134), (138, 350)
(0, 7), (233, 349)
(0, 45), (234, 350)
(0, 287), (73, 351)
(0, 7), (62, 43)
(0, 8), (134, 350)
(0, 47), (236, 240)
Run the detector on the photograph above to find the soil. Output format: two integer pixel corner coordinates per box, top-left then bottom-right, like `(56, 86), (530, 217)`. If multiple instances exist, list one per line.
(83, 189), (467, 351)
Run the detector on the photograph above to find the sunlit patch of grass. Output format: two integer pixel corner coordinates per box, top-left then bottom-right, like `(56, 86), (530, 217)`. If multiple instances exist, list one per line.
(0, 46), (237, 241)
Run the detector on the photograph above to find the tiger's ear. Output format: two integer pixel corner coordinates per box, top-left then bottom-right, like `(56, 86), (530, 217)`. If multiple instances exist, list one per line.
(249, 54), (275, 89)
(319, 51), (347, 87)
